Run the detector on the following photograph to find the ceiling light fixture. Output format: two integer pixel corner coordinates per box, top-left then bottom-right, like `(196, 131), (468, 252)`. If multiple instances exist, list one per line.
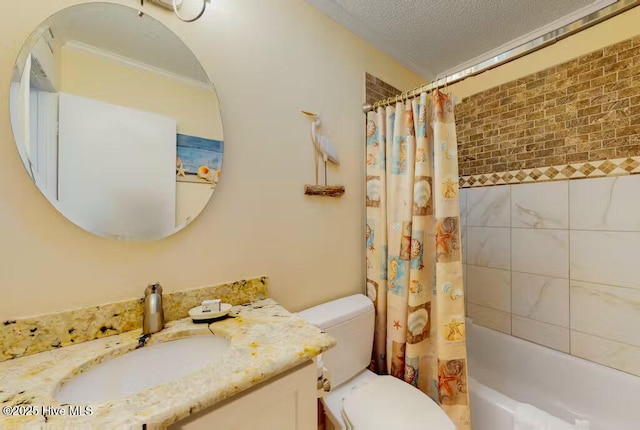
(143, 0), (210, 23)
(172, 0), (210, 22)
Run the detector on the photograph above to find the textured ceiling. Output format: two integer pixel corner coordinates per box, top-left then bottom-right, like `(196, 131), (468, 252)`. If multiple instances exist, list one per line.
(42, 3), (209, 83)
(305, 0), (612, 78)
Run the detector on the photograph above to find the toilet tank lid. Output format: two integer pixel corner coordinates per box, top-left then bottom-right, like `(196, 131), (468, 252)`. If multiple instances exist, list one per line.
(298, 294), (373, 329)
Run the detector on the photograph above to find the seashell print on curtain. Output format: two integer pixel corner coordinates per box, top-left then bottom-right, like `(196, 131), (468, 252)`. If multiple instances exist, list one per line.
(366, 90), (470, 429)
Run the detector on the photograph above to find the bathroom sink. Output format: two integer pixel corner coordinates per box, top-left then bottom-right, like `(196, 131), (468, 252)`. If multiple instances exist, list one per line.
(55, 335), (230, 403)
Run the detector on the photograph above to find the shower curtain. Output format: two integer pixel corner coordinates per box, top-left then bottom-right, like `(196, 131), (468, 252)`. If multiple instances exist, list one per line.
(366, 90), (470, 429)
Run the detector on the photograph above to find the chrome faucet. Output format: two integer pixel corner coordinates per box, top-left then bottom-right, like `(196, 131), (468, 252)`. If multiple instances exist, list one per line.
(143, 283), (165, 335)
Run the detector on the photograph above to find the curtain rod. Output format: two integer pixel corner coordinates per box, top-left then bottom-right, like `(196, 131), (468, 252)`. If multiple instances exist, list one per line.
(362, 0), (639, 114)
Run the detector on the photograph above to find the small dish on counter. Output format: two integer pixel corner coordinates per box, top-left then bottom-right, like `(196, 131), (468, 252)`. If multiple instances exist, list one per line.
(188, 303), (233, 322)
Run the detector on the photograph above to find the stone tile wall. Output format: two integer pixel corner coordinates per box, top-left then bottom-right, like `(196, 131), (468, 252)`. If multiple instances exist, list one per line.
(456, 35), (640, 177)
(365, 73), (401, 106)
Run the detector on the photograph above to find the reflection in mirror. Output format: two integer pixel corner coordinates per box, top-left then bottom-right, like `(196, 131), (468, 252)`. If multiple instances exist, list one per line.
(10, 3), (223, 241)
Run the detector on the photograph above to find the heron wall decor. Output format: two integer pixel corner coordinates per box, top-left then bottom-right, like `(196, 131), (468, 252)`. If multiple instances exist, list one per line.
(301, 110), (345, 197)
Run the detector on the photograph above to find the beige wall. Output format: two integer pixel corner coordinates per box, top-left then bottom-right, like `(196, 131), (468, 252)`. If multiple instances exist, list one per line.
(0, 0), (423, 319)
(450, 6), (640, 99)
(60, 45), (222, 139)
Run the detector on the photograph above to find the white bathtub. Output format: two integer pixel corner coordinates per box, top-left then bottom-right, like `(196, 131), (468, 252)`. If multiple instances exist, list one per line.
(466, 318), (640, 430)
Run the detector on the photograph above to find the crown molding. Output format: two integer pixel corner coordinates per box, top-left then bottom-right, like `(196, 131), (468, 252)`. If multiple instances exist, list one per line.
(65, 40), (211, 91)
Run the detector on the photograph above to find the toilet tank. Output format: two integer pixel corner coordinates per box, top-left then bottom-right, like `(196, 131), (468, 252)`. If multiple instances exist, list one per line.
(298, 294), (374, 388)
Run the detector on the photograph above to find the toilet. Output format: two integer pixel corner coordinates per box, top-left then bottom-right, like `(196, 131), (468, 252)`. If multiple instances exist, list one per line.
(299, 294), (455, 430)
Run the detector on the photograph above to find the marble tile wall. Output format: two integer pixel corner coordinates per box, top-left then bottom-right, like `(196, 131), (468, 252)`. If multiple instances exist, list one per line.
(461, 175), (640, 376)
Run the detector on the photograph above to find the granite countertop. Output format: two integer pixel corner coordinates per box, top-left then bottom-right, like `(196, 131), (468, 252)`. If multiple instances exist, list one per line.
(0, 299), (335, 429)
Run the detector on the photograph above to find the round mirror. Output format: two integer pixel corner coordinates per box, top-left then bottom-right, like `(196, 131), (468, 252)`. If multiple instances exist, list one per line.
(10, 3), (223, 241)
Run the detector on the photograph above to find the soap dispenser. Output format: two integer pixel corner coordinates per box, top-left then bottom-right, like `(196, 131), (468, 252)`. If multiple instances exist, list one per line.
(143, 283), (165, 335)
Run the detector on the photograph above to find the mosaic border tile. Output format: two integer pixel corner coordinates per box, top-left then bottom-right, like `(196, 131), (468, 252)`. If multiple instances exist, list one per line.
(459, 156), (640, 188)
(0, 277), (269, 362)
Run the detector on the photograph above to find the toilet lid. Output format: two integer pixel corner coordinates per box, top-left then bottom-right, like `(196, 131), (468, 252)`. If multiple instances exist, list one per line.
(341, 376), (455, 430)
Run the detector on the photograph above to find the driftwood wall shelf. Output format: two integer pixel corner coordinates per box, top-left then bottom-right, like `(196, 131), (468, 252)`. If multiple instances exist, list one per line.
(304, 185), (345, 197)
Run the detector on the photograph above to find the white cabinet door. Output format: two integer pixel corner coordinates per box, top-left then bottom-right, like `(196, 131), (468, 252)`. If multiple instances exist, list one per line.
(170, 361), (317, 430)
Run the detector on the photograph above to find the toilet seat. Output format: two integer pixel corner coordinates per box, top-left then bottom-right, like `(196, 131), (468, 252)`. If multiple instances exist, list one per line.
(341, 375), (455, 430)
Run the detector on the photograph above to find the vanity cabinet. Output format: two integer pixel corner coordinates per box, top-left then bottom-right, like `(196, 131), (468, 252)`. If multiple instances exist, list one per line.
(169, 360), (317, 430)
